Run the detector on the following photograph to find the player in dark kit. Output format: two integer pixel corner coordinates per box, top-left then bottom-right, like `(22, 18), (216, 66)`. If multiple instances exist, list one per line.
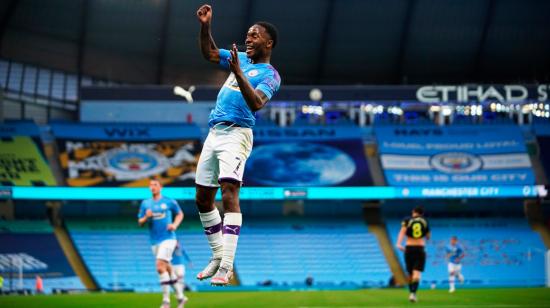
(395, 206), (430, 303)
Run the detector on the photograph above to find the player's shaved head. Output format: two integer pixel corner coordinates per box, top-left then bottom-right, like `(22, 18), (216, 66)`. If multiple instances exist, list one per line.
(254, 21), (278, 48)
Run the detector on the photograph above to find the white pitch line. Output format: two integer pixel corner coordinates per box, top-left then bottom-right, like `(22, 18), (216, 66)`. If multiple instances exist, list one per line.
(299, 305), (547, 308)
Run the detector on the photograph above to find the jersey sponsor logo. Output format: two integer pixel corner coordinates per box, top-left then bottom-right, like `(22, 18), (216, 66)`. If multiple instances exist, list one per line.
(152, 212), (166, 220)
(247, 69), (259, 77)
(223, 73), (241, 92)
(430, 152), (482, 174)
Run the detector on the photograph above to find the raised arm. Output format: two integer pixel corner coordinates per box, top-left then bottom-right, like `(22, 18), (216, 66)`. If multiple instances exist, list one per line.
(228, 44), (270, 111)
(197, 4), (220, 63)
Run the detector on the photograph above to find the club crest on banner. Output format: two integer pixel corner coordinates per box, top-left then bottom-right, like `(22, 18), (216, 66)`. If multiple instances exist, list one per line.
(102, 147), (169, 180)
(430, 152), (482, 174)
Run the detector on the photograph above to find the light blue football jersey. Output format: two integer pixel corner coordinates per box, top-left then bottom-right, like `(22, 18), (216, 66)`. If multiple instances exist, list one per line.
(446, 243), (464, 264)
(208, 49), (281, 128)
(138, 196), (181, 245)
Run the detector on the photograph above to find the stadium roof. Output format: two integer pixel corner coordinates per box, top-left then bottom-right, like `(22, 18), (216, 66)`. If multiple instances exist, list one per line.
(1, 0), (549, 86)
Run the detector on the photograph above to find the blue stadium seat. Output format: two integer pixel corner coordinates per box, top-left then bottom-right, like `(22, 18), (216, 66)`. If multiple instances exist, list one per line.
(237, 219), (391, 288)
(386, 218), (546, 288)
(70, 218), (392, 291)
(70, 231), (213, 292)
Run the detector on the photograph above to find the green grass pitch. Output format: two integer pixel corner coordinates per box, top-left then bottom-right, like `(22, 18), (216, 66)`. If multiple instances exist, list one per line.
(1, 288), (549, 307)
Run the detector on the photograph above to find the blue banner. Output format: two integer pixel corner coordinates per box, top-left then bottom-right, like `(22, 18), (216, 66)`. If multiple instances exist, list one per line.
(375, 125), (535, 186)
(253, 126), (362, 141)
(0, 122), (41, 137)
(244, 139), (372, 187)
(50, 122), (201, 140)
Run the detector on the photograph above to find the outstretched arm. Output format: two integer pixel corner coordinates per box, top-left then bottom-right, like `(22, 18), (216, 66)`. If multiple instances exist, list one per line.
(197, 4), (220, 63)
(228, 44), (270, 111)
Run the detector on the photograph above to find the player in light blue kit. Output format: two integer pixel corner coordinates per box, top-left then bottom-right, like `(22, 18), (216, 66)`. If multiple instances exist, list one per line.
(446, 236), (465, 293)
(195, 4), (281, 286)
(169, 241), (192, 305)
(138, 178), (185, 308)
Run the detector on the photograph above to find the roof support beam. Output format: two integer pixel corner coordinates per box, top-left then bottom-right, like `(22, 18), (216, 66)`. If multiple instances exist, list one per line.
(471, 0), (495, 82)
(315, 0), (335, 84)
(395, 0), (417, 84)
(156, 0), (171, 84)
(241, 0), (254, 45)
(77, 0), (90, 89)
(0, 0), (20, 55)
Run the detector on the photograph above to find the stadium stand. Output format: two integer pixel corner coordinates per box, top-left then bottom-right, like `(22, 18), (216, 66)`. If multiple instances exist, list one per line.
(237, 218), (391, 288)
(0, 220), (84, 293)
(386, 218), (546, 287)
(0, 59), (121, 106)
(67, 219), (213, 292)
(66, 216), (392, 291)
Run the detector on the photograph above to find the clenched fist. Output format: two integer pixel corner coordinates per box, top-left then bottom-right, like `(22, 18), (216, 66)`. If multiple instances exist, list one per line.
(197, 4), (212, 24)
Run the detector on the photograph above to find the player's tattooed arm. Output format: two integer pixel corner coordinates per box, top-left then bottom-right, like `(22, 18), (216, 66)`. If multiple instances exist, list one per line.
(197, 4), (220, 63)
(228, 43), (269, 111)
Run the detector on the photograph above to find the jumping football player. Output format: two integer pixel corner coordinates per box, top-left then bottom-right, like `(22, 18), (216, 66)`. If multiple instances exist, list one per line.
(195, 3), (281, 286)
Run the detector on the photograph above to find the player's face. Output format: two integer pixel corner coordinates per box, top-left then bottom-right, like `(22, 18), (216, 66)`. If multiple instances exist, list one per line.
(245, 25), (272, 60)
(451, 238), (457, 245)
(149, 180), (162, 195)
